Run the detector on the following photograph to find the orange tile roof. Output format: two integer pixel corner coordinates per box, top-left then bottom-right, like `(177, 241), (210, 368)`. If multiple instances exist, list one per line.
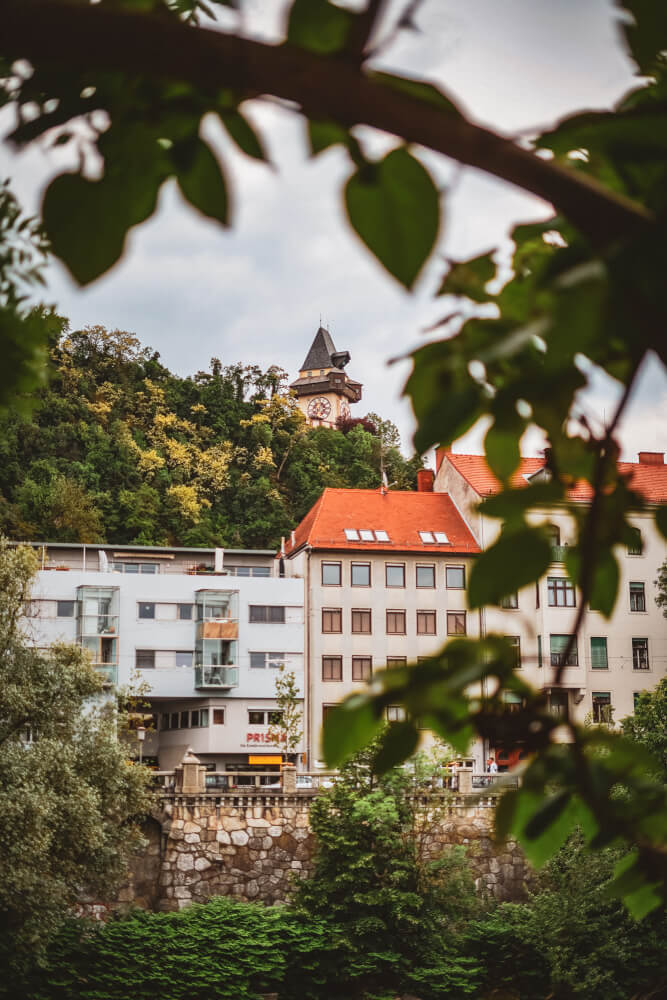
(285, 487), (480, 557)
(437, 450), (667, 504)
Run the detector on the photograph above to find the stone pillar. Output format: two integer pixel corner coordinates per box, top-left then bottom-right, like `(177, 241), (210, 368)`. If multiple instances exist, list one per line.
(282, 764), (296, 794)
(180, 748), (206, 794)
(458, 767), (473, 794)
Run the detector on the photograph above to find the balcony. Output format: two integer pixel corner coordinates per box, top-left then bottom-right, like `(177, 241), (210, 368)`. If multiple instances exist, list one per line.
(550, 545), (569, 563)
(195, 666), (239, 689)
(94, 664), (118, 686)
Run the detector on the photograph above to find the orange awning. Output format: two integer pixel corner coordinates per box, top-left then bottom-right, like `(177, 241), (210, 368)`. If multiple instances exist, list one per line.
(248, 755), (282, 765)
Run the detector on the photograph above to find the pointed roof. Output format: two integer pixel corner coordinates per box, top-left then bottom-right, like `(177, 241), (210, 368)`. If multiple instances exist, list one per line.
(300, 326), (348, 371)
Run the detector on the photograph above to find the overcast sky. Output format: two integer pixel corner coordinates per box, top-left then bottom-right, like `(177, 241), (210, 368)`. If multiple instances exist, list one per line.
(2, 0), (666, 463)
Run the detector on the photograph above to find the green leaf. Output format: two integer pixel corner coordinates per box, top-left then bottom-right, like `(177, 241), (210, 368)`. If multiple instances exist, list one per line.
(588, 548), (619, 618)
(513, 791), (584, 868)
(468, 526), (552, 608)
(605, 850), (664, 918)
(308, 119), (350, 156)
(523, 790), (571, 841)
(494, 788), (520, 841)
(175, 138), (229, 225)
(621, 0), (667, 74)
(322, 696), (383, 768)
(345, 147), (440, 290)
(370, 72), (461, 116)
(437, 251), (495, 301)
(287, 0), (353, 55)
(656, 505), (667, 539)
(480, 482), (565, 522)
(484, 409), (523, 482)
(374, 720), (419, 774)
(221, 111), (267, 162)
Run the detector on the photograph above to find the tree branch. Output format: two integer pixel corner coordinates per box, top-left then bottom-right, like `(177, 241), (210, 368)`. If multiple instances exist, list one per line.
(2, 1), (653, 249)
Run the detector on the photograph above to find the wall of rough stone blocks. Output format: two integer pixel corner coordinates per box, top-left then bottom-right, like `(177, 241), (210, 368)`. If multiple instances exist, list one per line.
(118, 792), (528, 913)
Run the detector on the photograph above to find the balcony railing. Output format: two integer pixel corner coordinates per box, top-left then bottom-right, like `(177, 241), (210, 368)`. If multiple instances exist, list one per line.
(93, 664), (118, 685)
(550, 545), (569, 563)
(194, 666), (239, 689)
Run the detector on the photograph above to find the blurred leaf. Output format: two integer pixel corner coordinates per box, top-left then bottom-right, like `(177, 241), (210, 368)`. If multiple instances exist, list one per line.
(345, 147), (440, 289)
(485, 408), (524, 481)
(437, 251), (495, 300)
(621, 0), (667, 73)
(468, 526), (552, 608)
(480, 482), (565, 522)
(322, 697), (383, 767)
(308, 119), (350, 156)
(221, 111), (267, 161)
(523, 790), (571, 840)
(287, 0), (353, 55)
(175, 137), (229, 224)
(370, 72), (461, 116)
(656, 505), (667, 539)
(374, 720), (419, 774)
(494, 788), (520, 841)
(588, 547), (620, 618)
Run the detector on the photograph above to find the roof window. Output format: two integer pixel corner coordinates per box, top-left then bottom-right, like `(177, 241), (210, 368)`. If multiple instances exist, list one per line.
(344, 529), (359, 540)
(434, 532), (449, 543)
(359, 530), (375, 541)
(374, 529), (390, 542)
(419, 531), (449, 544)
(419, 531), (434, 543)
(344, 528), (391, 542)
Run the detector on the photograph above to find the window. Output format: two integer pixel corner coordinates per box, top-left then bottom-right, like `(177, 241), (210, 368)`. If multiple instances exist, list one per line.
(249, 605), (286, 623)
(546, 524), (561, 547)
(387, 705), (407, 722)
(632, 638), (649, 670)
(111, 561), (159, 574)
(175, 650), (193, 668)
(592, 692), (612, 724)
(250, 652), (286, 669)
(352, 656), (372, 681)
(213, 709), (225, 725)
(419, 531), (434, 543)
(547, 578), (576, 607)
(387, 656), (407, 668)
(136, 649), (155, 669)
(446, 565), (465, 589)
(268, 710), (283, 725)
(629, 582), (646, 612)
(162, 713), (170, 730)
(170, 712), (179, 729)
(548, 690), (569, 718)
(386, 610), (406, 634)
(417, 610), (436, 635)
(322, 562), (342, 586)
(447, 611), (466, 636)
(550, 634), (578, 667)
(535, 582), (540, 609)
(590, 637), (608, 670)
(627, 527), (643, 555)
(322, 608), (342, 633)
(180, 711), (190, 728)
(191, 709), (209, 728)
(56, 600), (75, 617)
(351, 562), (371, 587)
(500, 592), (518, 609)
(322, 704), (335, 724)
(322, 656), (342, 681)
(537, 634), (542, 669)
(434, 532), (449, 544)
(248, 710), (265, 725)
(178, 603), (193, 620)
(351, 609), (372, 634)
(359, 530), (374, 542)
(506, 635), (521, 669)
(416, 564), (435, 588)
(374, 530), (390, 542)
(633, 692), (640, 712)
(345, 529), (359, 541)
(138, 602), (155, 619)
(503, 691), (524, 714)
(385, 563), (405, 587)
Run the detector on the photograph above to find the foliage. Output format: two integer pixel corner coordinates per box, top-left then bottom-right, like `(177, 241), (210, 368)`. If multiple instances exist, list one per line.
(2, 0), (667, 911)
(0, 325), (421, 548)
(293, 737), (482, 999)
(0, 538), (155, 985)
(621, 678), (667, 777)
(266, 666), (303, 757)
(655, 555), (667, 617)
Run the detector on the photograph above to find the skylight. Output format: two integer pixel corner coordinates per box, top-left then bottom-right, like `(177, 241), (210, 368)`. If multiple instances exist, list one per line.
(419, 531), (435, 543)
(419, 531), (450, 544)
(434, 532), (449, 543)
(374, 530), (390, 542)
(359, 530), (375, 541)
(344, 529), (391, 542)
(344, 529), (359, 540)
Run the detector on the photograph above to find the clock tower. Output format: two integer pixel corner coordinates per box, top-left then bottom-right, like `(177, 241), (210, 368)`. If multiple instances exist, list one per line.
(290, 326), (362, 428)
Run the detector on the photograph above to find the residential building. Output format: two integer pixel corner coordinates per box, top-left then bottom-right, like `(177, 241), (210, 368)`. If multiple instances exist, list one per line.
(289, 325), (362, 428)
(21, 542), (304, 775)
(281, 473), (482, 766)
(434, 449), (667, 743)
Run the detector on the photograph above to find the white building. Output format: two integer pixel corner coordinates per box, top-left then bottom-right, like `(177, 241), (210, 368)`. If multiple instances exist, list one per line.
(22, 543), (304, 775)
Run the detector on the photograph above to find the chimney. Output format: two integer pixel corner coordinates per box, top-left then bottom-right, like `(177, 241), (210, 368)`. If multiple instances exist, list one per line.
(417, 469), (435, 492)
(214, 548), (224, 573)
(638, 452), (664, 466)
(280, 536), (286, 557)
(291, 530), (296, 546)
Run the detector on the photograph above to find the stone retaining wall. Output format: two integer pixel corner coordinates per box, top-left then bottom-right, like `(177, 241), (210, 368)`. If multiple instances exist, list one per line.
(119, 792), (528, 913)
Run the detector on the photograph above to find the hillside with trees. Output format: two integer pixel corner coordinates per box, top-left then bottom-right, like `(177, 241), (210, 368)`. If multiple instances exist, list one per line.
(0, 322), (422, 549)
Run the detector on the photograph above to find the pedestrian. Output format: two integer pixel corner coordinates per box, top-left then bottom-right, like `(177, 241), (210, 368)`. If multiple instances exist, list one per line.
(488, 757), (498, 774)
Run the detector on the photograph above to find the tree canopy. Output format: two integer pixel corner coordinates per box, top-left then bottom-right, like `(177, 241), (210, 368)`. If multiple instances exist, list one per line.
(1, 0), (666, 912)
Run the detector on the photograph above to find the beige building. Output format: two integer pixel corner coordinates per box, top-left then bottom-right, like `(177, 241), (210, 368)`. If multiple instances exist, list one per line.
(289, 326), (362, 428)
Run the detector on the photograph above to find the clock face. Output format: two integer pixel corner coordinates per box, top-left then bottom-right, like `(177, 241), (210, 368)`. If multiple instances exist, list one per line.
(307, 396), (332, 419)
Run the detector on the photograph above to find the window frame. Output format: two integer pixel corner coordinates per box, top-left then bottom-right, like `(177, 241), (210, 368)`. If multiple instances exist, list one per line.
(627, 527), (643, 556)
(386, 609), (407, 635)
(351, 608), (372, 634)
(385, 563), (406, 588)
(446, 565), (466, 590)
(416, 563), (436, 589)
(135, 649), (156, 669)
(386, 705), (407, 722)
(446, 611), (467, 636)
(505, 635), (521, 669)
(138, 601), (156, 620)
(352, 656), (372, 682)
(547, 577), (576, 608)
(629, 582), (646, 612)
(632, 637), (649, 671)
(322, 608), (342, 633)
(249, 605), (286, 624)
(56, 599), (75, 618)
(416, 609), (436, 635)
(549, 634), (579, 667)
(500, 592), (519, 609)
(590, 636), (608, 670)
(321, 561), (342, 587)
(592, 691), (612, 724)
(322, 655), (343, 681)
(351, 561), (371, 587)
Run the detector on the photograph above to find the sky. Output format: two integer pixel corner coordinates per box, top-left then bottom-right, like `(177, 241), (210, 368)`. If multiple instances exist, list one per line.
(2, 0), (666, 464)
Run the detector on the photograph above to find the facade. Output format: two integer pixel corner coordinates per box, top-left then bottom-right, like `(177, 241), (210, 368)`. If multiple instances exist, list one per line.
(289, 325), (362, 428)
(281, 475), (482, 766)
(22, 543), (304, 774)
(434, 449), (667, 750)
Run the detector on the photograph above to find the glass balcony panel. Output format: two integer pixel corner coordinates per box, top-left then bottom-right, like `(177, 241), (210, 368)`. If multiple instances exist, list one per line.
(194, 666), (239, 689)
